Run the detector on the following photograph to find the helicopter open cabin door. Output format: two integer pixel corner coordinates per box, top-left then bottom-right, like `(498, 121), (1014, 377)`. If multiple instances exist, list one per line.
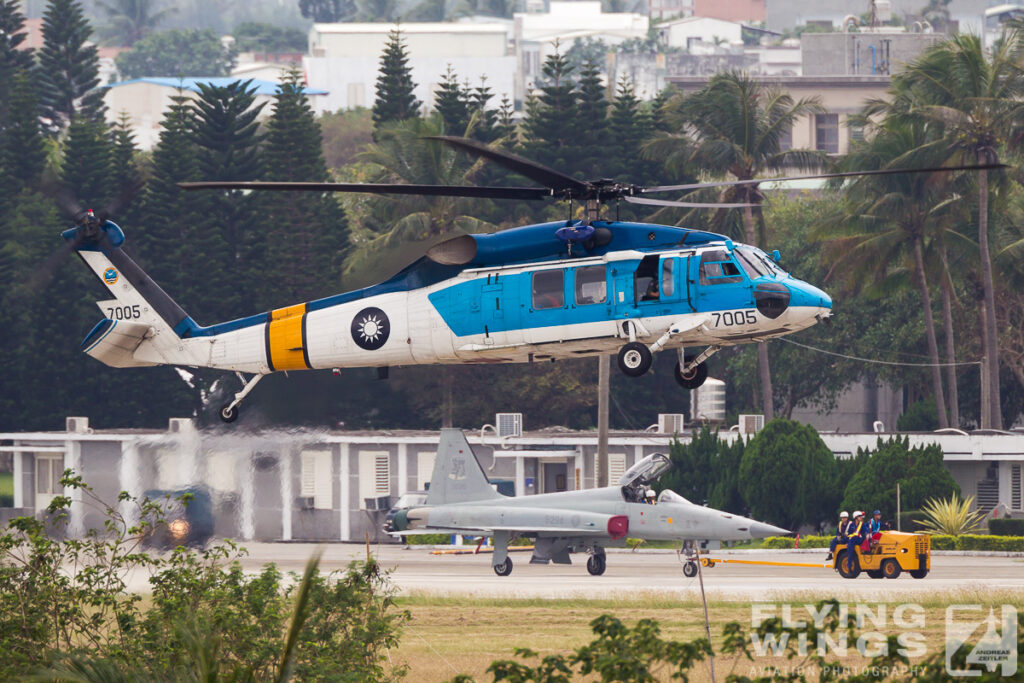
(634, 254), (685, 317)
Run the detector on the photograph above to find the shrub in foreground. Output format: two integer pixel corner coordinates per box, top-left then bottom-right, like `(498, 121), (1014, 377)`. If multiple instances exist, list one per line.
(0, 471), (408, 680)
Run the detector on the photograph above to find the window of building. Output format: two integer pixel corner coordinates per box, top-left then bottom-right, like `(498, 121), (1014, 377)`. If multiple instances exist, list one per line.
(699, 250), (743, 285)
(35, 455), (63, 495)
(661, 259), (675, 297)
(815, 113), (839, 154)
(532, 269), (564, 309)
(575, 265), (607, 305)
(358, 451), (391, 508)
(595, 453), (627, 484)
(778, 124), (793, 151)
(417, 452), (436, 490)
(300, 450), (333, 510)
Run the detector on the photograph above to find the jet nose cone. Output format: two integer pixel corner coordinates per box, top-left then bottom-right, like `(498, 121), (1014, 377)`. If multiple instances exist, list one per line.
(749, 521), (790, 538)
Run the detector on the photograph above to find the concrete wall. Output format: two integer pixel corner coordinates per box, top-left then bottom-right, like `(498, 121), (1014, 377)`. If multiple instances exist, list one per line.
(311, 24), (510, 59)
(801, 32), (944, 76)
(765, 0), (987, 34)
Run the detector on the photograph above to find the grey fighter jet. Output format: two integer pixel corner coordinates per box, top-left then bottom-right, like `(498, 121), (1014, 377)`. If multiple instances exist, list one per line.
(388, 429), (789, 576)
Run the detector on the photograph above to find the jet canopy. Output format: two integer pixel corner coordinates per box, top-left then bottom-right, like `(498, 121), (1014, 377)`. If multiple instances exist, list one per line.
(618, 453), (673, 487)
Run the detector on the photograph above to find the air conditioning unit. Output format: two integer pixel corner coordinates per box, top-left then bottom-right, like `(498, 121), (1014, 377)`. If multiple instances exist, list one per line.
(168, 418), (195, 434)
(363, 495), (392, 511)
(66, 417), (89, 433)
(738, 414), (764, 437)
(658, 413), (685, 434)
(496, 412), (523, 438)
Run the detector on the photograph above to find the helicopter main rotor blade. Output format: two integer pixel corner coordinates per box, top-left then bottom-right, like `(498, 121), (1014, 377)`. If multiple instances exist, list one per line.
(642, 163), (1010, 193)
(425, 136), (591, 195)
(624, 196), (757, 209)
(178, 181), (553, 201)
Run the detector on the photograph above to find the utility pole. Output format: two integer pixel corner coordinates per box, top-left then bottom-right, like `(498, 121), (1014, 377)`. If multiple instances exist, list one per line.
(597, 354), (610, 488)
(980, 355), (990, 429)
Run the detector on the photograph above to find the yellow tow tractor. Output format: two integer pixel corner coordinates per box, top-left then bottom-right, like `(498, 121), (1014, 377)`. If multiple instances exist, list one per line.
(833, 530), (930, 579)
(694, 531), (931, 579)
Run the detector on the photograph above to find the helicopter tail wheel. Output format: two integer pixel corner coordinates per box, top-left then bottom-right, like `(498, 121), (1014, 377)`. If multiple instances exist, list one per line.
(617, 342), (652, 377)
(219, 403), (239, 423)
(493, 557), (513, 576)
(674, 355), (708, 389)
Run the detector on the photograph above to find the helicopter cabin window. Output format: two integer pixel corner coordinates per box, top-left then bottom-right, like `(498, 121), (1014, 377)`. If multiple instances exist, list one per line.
(635, 254), (661, 301)
(699, 250), (743, 285)
(661, 259), (675, 297)
(574, 265), (607, 305)
(532, 269), (565, 309)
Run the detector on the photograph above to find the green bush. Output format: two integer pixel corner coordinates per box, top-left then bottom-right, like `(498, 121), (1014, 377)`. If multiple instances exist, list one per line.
(0, 471), (408, 680)
(896, 397), (938, 431)
(898, 509), (926, 531)
(840, 437), (959, 517)
(928, 534), (1024, 551)
(989, 517), (1024, 535)
(402, 533), (453, 545)
(762, 535), (830, 549)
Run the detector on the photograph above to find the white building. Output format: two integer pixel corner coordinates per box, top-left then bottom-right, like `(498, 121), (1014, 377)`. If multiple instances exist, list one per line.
(103, 77), (329, 151)
(514, 1), (649, 99)
(304, 22), (516, 114)
(656, 16), (744, 52)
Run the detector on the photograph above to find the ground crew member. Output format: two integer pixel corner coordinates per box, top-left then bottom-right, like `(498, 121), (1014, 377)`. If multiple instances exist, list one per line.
(846, 511), (866, 569)
(869, 510), (883, 535)
(826, 511), (849, 561)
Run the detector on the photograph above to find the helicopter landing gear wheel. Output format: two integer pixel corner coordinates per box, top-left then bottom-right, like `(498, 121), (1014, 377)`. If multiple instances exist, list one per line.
(674, 355), (708, 389)
(493, 557), (513, 577)
(683, 561), (698, 577)
(617, 342), (652, 377)
(586, 553), (606, 576)
(219, 403), (239, 423)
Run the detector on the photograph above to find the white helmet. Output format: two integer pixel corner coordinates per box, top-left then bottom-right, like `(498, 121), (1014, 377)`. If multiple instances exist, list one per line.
(853, 510), (864, 519)
(645, 489), (656, 498)
(839, 511), (849, 518)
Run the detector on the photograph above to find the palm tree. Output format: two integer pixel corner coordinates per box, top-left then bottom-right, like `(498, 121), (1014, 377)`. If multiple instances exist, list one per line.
(828, 117), (964, 429)
(869, 31), (1024, 428)
(648, 71), (826, 419)
(96, 0), (173, 46)
(341, 115), (496, 286)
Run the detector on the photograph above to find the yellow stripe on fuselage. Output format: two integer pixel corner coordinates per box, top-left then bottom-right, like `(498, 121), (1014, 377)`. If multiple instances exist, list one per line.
(266, 303), (309, 371)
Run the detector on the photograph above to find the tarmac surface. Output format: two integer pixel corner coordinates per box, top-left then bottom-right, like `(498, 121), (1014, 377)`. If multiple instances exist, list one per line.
(212, 542), (1024, 600)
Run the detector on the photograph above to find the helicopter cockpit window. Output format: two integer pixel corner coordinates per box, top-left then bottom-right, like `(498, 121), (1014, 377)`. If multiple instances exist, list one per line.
(735, 248), (769, 279)
(532, 269), (565, 310)
(699, 250), (743, 285)
(575, 265), (607, 305)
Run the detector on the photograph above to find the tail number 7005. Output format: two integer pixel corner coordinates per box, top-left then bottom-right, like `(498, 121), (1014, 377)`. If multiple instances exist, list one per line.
(711, 310), (757, 327)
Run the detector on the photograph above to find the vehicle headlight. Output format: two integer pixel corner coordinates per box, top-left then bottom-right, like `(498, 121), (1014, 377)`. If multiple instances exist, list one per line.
(168, 518), (190, 539)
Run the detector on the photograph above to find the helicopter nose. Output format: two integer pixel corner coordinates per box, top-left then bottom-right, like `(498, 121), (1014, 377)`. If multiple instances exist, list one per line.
(787, 280), (832, 310)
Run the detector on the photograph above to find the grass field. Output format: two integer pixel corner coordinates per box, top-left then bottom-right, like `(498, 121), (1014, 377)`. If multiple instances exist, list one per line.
(0, 471), (13, 506)
(391, 591), (1024, 682)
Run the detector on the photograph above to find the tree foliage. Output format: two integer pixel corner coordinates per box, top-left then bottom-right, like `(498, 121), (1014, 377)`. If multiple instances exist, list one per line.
(371, 29), (420, 135)
(232, 21), (308, 53)
(115, 28), (236, 78)
(660, 427), (745, 514)
(840, 436), (960, 516)
(739, 419), (838, 530)
(38, 0), (104, 126)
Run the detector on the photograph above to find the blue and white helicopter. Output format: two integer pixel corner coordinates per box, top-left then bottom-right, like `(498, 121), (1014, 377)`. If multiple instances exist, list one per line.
(66, 137), (987, 422)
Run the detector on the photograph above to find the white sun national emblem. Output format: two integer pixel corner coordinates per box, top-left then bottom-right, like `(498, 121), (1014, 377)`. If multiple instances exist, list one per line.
(351, 307), (389, 350)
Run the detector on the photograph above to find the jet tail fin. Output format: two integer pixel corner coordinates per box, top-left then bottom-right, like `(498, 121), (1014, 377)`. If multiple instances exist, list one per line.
(425, 429), (503, 505)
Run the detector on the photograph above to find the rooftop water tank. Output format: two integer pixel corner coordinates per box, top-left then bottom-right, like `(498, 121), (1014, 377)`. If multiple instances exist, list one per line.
(690, 378), (726, 424)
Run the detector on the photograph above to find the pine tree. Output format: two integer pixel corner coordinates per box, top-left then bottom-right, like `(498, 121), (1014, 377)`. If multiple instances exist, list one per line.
(191, 79), (264, 320)
(494, 94), (517, 144)
(608, 76), (652, 181)
(469, 76), (498, 142)
(135, 92), (202, 312)
(372, 29), (420, 136)
(262, 69), (348, 305)
(61, 116), (114, 209)
(38, 0), (104, 127)
(574, 59), (608, 178)
(522, 49), (578, 172)
(433, 65), (469, 134)
(0, 71), (46, 213)
(0, 0), (34, 122)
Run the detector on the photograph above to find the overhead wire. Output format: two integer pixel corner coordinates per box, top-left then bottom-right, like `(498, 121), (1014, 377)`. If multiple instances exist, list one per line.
(778, 337), (982, 368)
